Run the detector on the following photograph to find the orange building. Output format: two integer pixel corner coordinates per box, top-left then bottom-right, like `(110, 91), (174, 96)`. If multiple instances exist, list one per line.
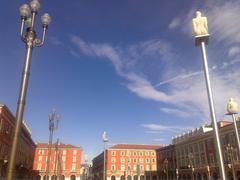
(0, 104), (36, 179)
(33, 143), (82, 180)
(92, 144), (162, 180)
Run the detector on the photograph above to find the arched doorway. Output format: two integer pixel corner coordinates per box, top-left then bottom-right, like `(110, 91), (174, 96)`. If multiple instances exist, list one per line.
(134, 175), (138, 180)
(212, 172), (218, 180)
(51, 175), (57, 180)
(43, 175), (49, 180)
(140, 175), (144, 180)
(197, 173), (201, 180)
(152, 175), (157, 180)
(36, 175), (41, 180)
(111, 176), (116, 180)
(121, 175), (125, 180)
(70, 175), (76, 180)
(203, 173), (208, 180)
(59, 175), (65, 180)
(127, 175), (132, 180)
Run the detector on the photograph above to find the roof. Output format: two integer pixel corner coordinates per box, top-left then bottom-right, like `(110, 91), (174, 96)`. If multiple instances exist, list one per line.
(109, 144), (162, 150)
(36, 143), (82, 149)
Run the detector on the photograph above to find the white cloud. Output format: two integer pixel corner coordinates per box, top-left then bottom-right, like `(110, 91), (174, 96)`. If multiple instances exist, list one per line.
(228, 47), (240, 57)
(168, 17), (181, 30)
(141, 124), (193, 133)
(160, 107), (192, 118)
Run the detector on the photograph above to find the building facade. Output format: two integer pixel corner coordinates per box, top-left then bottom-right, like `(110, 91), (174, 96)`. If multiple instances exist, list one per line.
(92, 144), (161, 180)
(0, 104), (36, 179)
(156, 145), (176, 180)
(33, 143), (82, 180)
(172, 121), (240, 180)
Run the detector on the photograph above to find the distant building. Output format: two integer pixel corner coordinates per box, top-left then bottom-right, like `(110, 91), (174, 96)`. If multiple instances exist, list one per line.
(172, 121), (240, 180)
(92, 144), (162, 180)
(156, 144), (176, 180)
(0, 104), (36, 179)
(33, 143), (82, 180)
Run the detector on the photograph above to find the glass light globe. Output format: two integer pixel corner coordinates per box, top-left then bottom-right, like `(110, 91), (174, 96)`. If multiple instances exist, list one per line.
(41, 13), (51, 26)
(20, 4), (30, 18)
(227, 98), (238, 114)
(30, 0), (40, 12)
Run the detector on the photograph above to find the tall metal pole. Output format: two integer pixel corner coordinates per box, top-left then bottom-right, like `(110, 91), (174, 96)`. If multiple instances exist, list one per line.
(200, 41), (226, 179)
(54, 139), (59, 180)
(46, 110), (59, 180)
(192, 11), (226, 180)
(232, 113), (240, 155)
(6, 1), (51, 179)
(102, 132), (108, 180)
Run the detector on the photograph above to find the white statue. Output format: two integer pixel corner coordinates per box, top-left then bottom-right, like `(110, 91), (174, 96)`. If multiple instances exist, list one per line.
(192, 11), (209, 36)
(227, 98), (238, 114)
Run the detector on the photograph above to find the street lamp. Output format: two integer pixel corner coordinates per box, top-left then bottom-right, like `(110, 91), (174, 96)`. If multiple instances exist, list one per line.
(176, 168), (179, 180)
(226, 98), (240, 158)
(7, 1), (51, 180)
(192, 11), (226, 179)
(102, 131), (109, 180)
(46, 109), (60, 180)
(226, 144), (236, 180)
(188, 153), (194, 180)
(163, 158), (169, 180)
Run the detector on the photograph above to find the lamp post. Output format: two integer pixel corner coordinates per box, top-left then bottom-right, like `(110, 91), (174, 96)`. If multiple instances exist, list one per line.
(226, 98), (240, 157)
(188, 153), (194, 180)
(192, 11), (226, 179)
(6, 1), (51, 180)
(206, 165), (211, 180)
(176, 168), (179, 180)
(226, 144), (236, 180)
(102, 131), (109, 180)
(163, 159), (169, 180)
(46, 109), (60, 180)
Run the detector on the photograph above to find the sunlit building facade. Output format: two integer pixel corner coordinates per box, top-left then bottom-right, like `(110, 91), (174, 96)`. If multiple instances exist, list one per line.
(92, 144), (161, 180)
(33, 143), (82, 180)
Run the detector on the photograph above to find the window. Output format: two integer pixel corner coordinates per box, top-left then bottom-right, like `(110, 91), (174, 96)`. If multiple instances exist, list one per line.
(152, 158), (156, 163)
(121, 151), (125, 156)
(127, 158), (131, 163)
(111, 157), (116, 163)
(133, 158), (137, 163)
(73, 150), (77, 155)
(72, 163), (76, 171)
(111, 165), (116, 171)
(145, 151), (150, 156)
(152, 165), (156, 171)
(63, 150), (66, 155)
(38, 156), (42, 161)
(38, 149), (44, 155)
(121, 158), (125, 163)
(126, 151), (131, 156)
(112, 151), (116, 156)
(128, 165), (131, 171)
(146, 165), (150, 171)
(73, 156), (77, 162)
(140, 165), (144, 171)
(133, 165), (137, 170)
(139, 158), (143, 163)
(121, 165), (125, 171)
(151, 151), (155, 156)
(133, 151), (137, 156)
(146, 158), (150, 163)
(37, 163), (42, 170)
(62, 156), (66, 162)
(139, 151), (143, 156)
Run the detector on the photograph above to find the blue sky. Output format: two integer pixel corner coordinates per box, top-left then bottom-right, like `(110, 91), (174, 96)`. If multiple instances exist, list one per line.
(1, 0), (240, 160)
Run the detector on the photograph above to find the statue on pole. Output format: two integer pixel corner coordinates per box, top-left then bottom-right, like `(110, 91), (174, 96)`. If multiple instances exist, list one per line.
(192, 11), (209, 46)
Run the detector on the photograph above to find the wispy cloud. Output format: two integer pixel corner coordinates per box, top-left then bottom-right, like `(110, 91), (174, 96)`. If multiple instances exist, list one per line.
(141, 124), (193, 133)
(49, 36), (63, 46)
(160, 108), (192, 118)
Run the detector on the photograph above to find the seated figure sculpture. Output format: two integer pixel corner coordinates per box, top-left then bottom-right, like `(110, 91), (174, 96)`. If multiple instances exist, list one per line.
(192, 11), (209, 37)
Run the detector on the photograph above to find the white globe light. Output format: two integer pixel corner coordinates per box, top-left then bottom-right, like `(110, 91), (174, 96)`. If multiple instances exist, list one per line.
(227, 98), (238, 114)
(30, 0), (40, 12)
(41, 13), (51, 26)
(19, 4), (30, 18)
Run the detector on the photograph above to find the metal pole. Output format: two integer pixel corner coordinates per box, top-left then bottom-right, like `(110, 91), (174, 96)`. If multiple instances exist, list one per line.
(6, 27), (34, 180)
(103, 142), (106, 180)
(232, 114), (240, 156)
(46, 127), (53, 180)
(200, 41), (226, 179)
(54, 139), (59, 180)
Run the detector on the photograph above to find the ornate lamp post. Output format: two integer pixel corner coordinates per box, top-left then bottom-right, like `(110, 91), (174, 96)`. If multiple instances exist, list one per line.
(192, 11), (226, 179)
(46, 109), (60, 180)
(226, 98), (240, 157)
(188, 153), (194, 180)
(226, 144), (236, 180)
(7, 1), (51, 180)
(163, 158), (169, 180)
(102, 132), (109, 180)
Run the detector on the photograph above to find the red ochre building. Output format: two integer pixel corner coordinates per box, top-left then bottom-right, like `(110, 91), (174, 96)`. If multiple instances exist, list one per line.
(33, 143), (82, 180)
(0, 104), (36, 179)
(92, 144), (162, 180)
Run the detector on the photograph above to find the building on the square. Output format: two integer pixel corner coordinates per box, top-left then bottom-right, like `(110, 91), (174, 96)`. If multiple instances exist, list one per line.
(172, 121), (240, 180)
(0, 104), (36, 179)
(92, 144), (162, 180)
(33, 142), (82, 180)
(156, 144), (176, 180)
